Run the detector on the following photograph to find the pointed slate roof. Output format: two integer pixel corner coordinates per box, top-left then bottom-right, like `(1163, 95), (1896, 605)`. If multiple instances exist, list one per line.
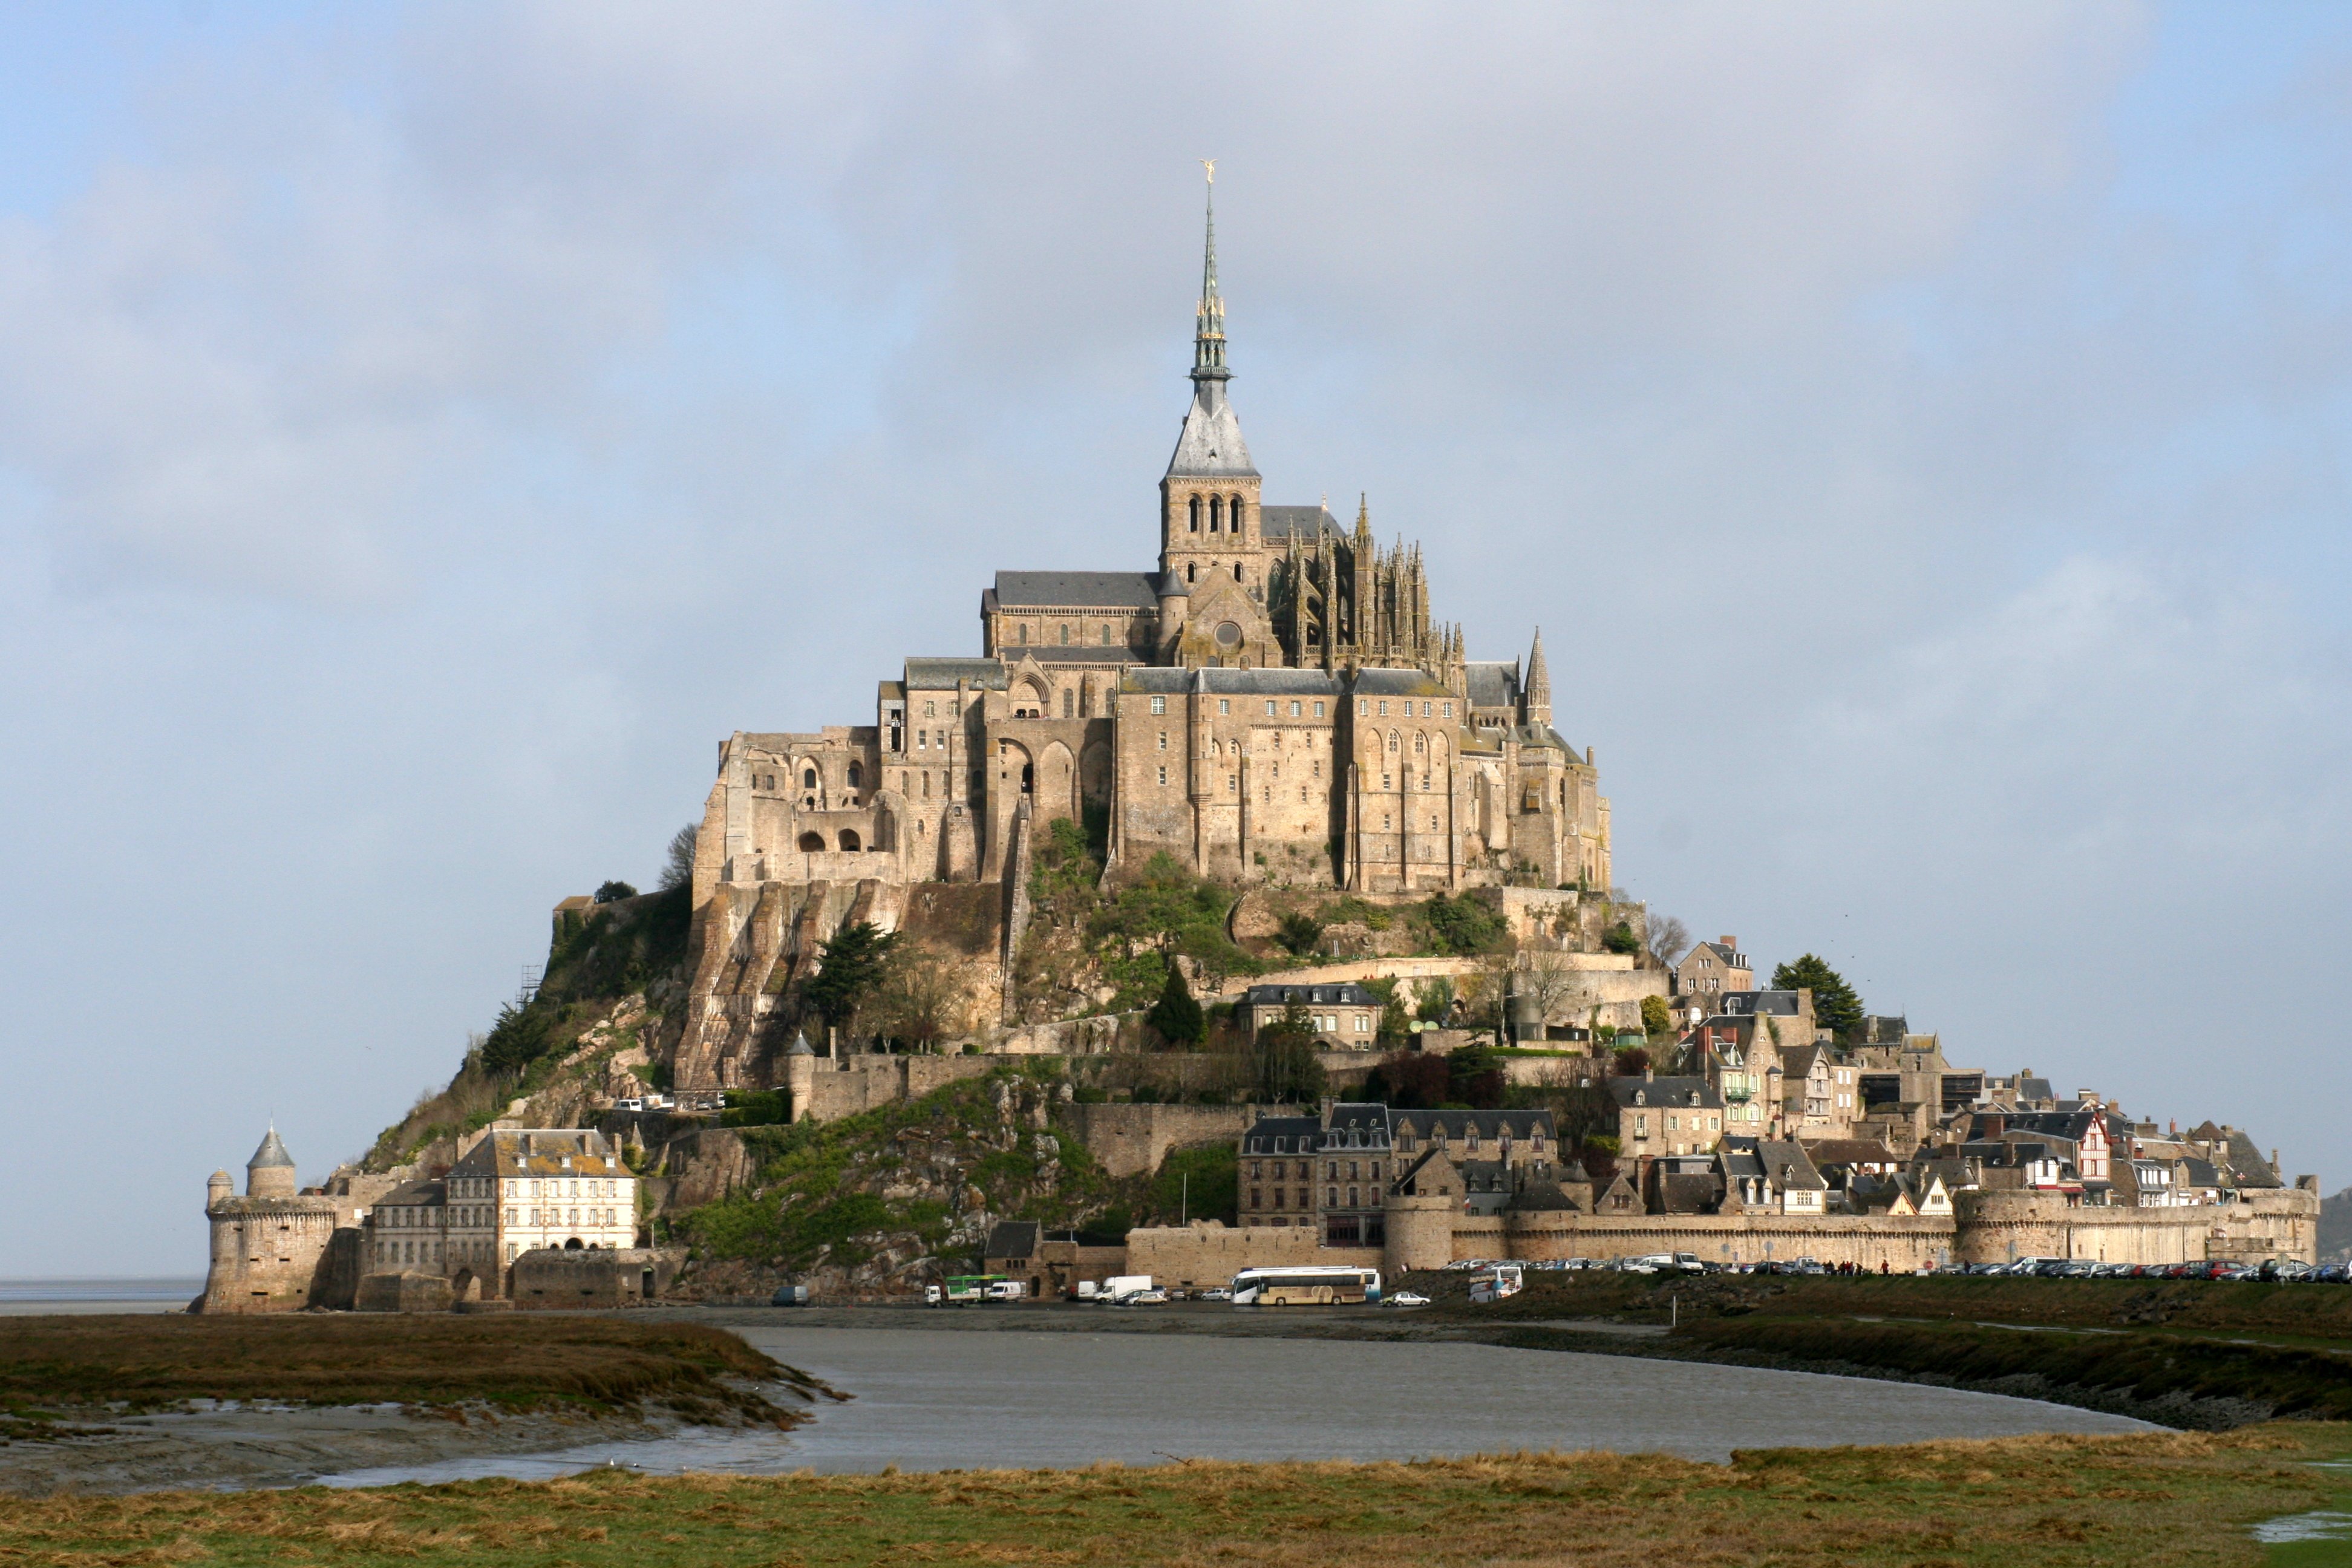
(248, 1126), (295, 1170)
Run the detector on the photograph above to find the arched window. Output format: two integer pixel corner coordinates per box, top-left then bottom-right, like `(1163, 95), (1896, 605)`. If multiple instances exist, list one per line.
(802, 768), (817, 789)
(1100, 624), (1111, 645)
(1229, 494), (1244, 532)
(1019, 622), (1029, 644)
(847, 762), (862, 789)
(1234, 562), (1244, 582)
(797, 831), (825, 852)
(1209, 495), (1223, 532)
(1059, 622), (1070, 645)
(838, 829), (861, 852)
(1188, 495), (1201, 533)
(1186, 562), (1197, 583)
(1020, 764), (1034, 794)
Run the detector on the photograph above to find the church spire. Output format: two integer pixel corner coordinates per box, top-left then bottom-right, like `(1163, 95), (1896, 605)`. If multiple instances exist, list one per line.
(1523, 627), (1552, 727)
(1192, 160), (1227, 387)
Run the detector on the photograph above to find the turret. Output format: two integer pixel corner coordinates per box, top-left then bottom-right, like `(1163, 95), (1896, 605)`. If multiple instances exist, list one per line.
(246, 1125), (296, 1199)
(207, 1169), (234, 1210)
(1522, 628), (1552, 728)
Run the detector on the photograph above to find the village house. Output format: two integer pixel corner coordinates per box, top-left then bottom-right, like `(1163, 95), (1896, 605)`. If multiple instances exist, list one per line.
(1672, 937), (1752, 1001)
(1241, 981), (1381, 1046)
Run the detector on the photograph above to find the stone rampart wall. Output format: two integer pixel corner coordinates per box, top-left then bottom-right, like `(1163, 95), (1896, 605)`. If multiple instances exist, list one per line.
(1952, 1188), (2319, 1266)
(1059, 1103), (1255, 1178)
(795, 1053), (1001, 1122)
(1437, 1212), (1961, 1273)
(510, 1248), (683, 1309)
(1124, 1223), (1382, 1289)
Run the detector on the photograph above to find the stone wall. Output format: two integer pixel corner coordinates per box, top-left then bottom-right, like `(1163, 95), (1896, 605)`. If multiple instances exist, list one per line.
(509, 1247), (684, 1309)
(1952, 1188), (2319, 1267)
(1059, 1103), (1256, 1178)
(200, 1197), (344, 1313)
(355, 1270), (456, 1313)
(792, 1053), (1001, 1122)
(1124, 1222), (1383, 1289)
(1440, 1212), (1961, 1273)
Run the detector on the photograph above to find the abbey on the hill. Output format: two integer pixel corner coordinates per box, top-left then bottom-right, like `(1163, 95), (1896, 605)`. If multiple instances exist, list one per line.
(687, 180), (1608, 912)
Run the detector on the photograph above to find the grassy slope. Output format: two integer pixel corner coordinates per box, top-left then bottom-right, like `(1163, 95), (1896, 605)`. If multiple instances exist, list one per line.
(678, 1070), (1122, 1275)
(5, 1425), (2347, 1567)
(0, 1316), (812, 1422)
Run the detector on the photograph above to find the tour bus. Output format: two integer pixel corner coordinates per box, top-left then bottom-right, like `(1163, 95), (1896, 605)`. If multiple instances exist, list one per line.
(1230, 1266), (1382, 1307)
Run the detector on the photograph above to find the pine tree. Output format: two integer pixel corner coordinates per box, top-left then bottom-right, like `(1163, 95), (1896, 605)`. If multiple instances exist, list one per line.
(1769, 953), (1864, 1041)
(1146, 962), (1206, 1048)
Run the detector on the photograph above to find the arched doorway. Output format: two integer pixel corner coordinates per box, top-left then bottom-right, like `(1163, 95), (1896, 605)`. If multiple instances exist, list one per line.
(563, 1237), (584, 1250)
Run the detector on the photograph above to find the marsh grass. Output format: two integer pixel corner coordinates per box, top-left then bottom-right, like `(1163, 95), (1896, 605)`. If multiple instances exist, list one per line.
(6, 1425), (2348, 1567)
(0, 1315), (808, 1421)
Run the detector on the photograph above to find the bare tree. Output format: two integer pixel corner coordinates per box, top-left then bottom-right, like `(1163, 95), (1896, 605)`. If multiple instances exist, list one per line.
(1646, 913), (1691, 967)
(1514, 950), (1587, 1037)
(659, 823), (698, 891)
(874, 942), (980, 1053)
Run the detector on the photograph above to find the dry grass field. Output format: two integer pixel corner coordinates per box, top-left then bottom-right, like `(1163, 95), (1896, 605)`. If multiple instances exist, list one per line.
(7, 1423), (2349, 1568)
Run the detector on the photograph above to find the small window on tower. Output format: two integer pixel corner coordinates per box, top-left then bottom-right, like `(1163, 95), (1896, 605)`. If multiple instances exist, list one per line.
(1151, 696), (1166, 714)
(1189, 495), (1201, 532)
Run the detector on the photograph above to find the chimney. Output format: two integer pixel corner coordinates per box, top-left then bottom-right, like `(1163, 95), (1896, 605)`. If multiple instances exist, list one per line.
(1644, 1065), (1654, 1082)
(1719, 936), (1737, 950)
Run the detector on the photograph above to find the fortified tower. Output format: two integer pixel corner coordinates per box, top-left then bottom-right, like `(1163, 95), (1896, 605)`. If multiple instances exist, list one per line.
(198, 1126), (349, 1314)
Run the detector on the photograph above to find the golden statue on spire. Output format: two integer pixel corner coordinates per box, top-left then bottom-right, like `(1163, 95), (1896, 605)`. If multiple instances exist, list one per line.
(1201, 158), (1215, 185)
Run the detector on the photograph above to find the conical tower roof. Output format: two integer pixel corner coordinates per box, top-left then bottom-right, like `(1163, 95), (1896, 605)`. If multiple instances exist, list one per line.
(1166, 163), (1257, 480)
(248, 1125), (294, 1170)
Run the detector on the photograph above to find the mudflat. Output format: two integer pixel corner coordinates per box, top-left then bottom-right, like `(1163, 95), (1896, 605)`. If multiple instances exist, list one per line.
(0, 1315), (837, 1495)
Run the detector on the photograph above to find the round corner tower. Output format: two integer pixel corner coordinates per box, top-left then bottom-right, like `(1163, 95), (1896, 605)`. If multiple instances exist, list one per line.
(246, 1126), (297, 1198)
(1383, 1188), (1457, 1275)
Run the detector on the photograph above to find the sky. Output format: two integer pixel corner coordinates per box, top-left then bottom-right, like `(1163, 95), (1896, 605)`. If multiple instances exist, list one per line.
(3, 2), (2348, 1276)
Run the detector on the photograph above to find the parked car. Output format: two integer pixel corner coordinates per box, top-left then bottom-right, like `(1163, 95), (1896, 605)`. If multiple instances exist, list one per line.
(1128, 1288), (1169, 1304)
(1385, 1291), (1431, 1308)
(1197, 1287), (1232, 1302)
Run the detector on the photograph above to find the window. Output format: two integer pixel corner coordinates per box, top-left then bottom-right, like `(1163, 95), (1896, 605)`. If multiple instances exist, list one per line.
(1189, 495), (1201, 532)
(1289, 701), (1301, 716)
(1019, 623), (1028, 644)
(1234, 563), (1244, 581)
(1266, 700), (1276, 715)
(1357, 699), (1368, 716)
(1442, 702), (1452, 717)
(1100, 624), (1112, 645)
(803, 768), (816, 789)
(1218, 699), (1230, 715)
(848, 762), (862, 788)
(1151, 696), (1166, 714)
(1157, 730), (1168, 751)
(1378, 700), (1388, 715)
(924, 701), (936, 717)
(1062, 689), (1075, 717)
(1187, 563), (1197, 583)
(1315, 702), (1325, 717)
(1228, 774), (1237, 792)
(1210, 495), (1223, 532)
(1059, 622), (1070, 645)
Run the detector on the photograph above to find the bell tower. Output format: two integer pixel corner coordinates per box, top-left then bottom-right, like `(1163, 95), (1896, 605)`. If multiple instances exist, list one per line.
(1160, 162), (1266, 610)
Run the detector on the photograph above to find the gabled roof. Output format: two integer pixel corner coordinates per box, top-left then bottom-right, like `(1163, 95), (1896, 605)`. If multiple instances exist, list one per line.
(1656, 1172), (1719, 1215)
(1259, 505), (1341, 543)
(1241, 1115), (1322, 1155)
(1390, 1108), (1555, 1141)
(1505, 1177), (1584, 1214)
(904, 658), (1008, 691)
(1124, 667), (1341, 696)
(1801, 1138), (1898, 1169)
(1465, 662), (1520, 711)
(992, 571), (1163, 610)
(1720, 990), (1808, 1018)
(1757, 1140), (1828, 1191)
(984, 1221), (1040, 1260)
(1351, 667), (1454, 698)
(1606, 1076), (1722, 1110)
(450, 1129), (625, 1180)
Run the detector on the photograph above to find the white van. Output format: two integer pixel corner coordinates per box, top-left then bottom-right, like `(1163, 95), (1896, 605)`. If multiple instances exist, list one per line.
(1098, 1275), (1154, 1303)
(985, 1279), (1027, 1301)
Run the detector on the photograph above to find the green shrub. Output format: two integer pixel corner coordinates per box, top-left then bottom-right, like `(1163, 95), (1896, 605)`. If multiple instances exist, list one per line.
(1602, 921), (1640, 956)
(1419, 892), (1508, 956)
(720, 1091), (789, 1128)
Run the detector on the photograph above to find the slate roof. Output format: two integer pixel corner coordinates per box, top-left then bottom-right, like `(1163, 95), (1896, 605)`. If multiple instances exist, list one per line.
(1124, 667), (1342, 696)
(1658, 1172), (1720, 1215)
(904, 658), (1008, 691)
(1260, 505), (1342, 543)
(1390, 1108), (1555, 1142)
(1720, 990), (1809, 1019)
(984, 1221), (1040, 1261)
(992, 571), (1163, 610)
(1607, 1076), (1723, 1111)
(249, 1127), (295, 1170)
(1241, 1115), (1324, 1155)
(1757, 1140), (1828, 1191)
(1166, 385), (1258, 479)
(450, 1129), (626, 1180)
(1320, 1103), (1394, 1144)
(1351, 667), (1454, 698)
(1465, 662), (1521, 711)
(1503, 1178), (1583, 1214)
(1244, 982), (1379, 1009)
(377, 1177), (447, 1211)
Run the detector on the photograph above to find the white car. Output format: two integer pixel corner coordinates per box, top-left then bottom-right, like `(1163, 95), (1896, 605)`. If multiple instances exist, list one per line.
(1197, 1287), (1232, 1301)
(1385, 1291), (1431, 1307)
(1128, 1288), (1169, 1304)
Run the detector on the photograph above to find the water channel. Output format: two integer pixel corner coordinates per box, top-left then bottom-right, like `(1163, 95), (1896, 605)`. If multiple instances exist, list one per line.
(317, 1325), (2151, 1486)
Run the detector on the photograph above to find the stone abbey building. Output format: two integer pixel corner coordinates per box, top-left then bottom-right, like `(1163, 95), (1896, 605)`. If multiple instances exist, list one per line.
(688, 189), (1609, 909)
(675, 188), (1613, 1086)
